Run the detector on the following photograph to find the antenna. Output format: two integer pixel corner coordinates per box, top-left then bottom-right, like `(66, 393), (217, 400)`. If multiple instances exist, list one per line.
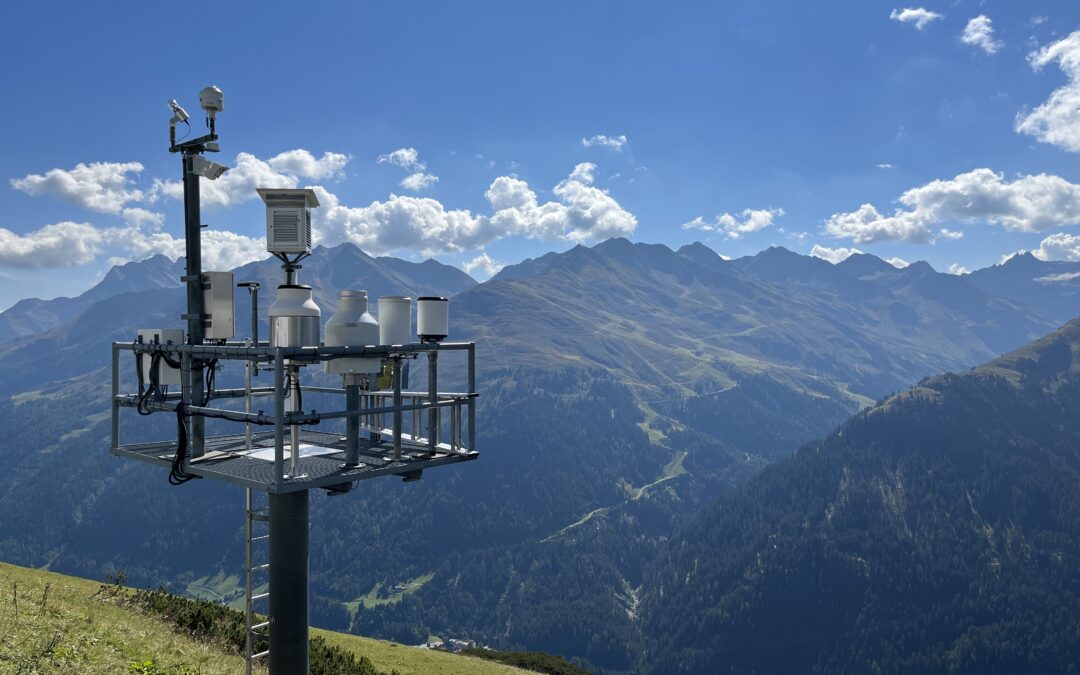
(111, 91), (479, 675)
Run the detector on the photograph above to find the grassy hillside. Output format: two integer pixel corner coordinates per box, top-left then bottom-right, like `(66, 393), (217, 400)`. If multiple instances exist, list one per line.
(0, 561), (530, 674)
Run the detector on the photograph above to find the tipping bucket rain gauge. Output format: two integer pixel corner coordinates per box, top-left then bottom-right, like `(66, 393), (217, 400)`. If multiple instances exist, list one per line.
(110, 87), (478, 674)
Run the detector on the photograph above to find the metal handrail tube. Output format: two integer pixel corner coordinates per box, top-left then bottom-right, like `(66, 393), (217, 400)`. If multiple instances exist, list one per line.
(117, 393), (473, 426)
(291, 397), (468, 424)
(120, 340), (474, 359)
(364, 390), (474, 399)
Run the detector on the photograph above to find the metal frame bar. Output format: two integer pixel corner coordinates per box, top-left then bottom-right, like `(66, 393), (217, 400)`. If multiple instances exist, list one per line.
(119, 339), (474, 359)
(112, 338), (478, 495)
(111, 431), (475, 494)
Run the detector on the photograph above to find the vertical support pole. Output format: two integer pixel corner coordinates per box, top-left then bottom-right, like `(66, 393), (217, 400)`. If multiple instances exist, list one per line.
(289, 366), (304, 479)
(345, 379), (360, 466)
(111, 343), (120, 450)
(249, 285), (260, 345)
(244, 344), (253, 454)
(244, 487), (254, 675)
(269, 490), (309, 675)
(393, 357), (403, 460)
(368, 392), (379, 442)
(427, 350), (438, 454)
(468, 343), (476, 453)
(273, 350), (285, 491)
(182, 153), (206, 458)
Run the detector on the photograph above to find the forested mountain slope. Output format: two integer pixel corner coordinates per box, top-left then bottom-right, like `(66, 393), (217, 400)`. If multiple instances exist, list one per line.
(643, 317), (1080, 674)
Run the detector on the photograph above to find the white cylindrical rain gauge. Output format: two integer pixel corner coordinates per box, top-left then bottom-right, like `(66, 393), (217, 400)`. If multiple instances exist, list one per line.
(325, 290), (381, 375)
(417, 296), (449, 343)
(268, 285), (321, 348)
(378, 296), (412, 345)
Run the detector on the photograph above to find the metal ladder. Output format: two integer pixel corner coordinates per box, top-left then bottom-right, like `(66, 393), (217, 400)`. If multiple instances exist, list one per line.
(245, 487), (271, 673)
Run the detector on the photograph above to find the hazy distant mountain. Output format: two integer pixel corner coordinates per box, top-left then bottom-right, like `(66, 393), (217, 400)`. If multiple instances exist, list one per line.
(0, 255), (184, 344)
(835, 251), (903, 280)
(735, 247), (1057, 357)
(643, 318), (1080, 674)
(0, 245), (474, 395)
(966, 252), (1080, 325)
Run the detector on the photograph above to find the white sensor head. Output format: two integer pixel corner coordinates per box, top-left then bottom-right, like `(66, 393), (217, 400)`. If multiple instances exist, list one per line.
(168, 99), (189, 124)
(192, 155), (230, 180)
(417, 296), (449, 343)
(378, 296), (412, 346)
(199, 85), (224, 117)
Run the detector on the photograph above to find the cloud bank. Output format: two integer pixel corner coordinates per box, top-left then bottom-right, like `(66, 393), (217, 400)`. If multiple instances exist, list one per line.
(826, 169), (1080, 243)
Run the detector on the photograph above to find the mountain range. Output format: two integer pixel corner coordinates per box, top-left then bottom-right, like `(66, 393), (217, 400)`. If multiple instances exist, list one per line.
(0, 239), (1078, 673)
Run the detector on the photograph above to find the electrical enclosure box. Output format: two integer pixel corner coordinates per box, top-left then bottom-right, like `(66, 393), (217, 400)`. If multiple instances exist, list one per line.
(137, 328), (184, 386)
(257, 188), (319, 255)
(202, 271), (235, 339)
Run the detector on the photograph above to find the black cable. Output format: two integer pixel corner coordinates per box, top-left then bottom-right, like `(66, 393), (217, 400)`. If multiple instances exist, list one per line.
(169, 401), (198, 485)
(204, 359), (218, 404)
(136, 351), (159, 415)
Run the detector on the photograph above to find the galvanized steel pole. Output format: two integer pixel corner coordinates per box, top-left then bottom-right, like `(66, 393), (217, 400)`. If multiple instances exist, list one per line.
(182, 153), (206, 457)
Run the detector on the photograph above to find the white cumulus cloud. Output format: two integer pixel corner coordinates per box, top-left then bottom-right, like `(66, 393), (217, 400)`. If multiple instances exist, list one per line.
(463, 251), (505, 279)
(267, 149), (349, 180)
(377, 148), (424, 171)
(682, 207), (784, 239)
(886, 257), (910, 268)
(1033, 232), (1080, 262)
(400, 172), (439, 192)
(825, 168), (1080, 244)
(153, 149), (351, 209)
(947, 263), (970, 275)
(4, 151), (634, 271)
(0, 221), (107, 268)
(11, 161), (146, 213)
(961, 15), (1003, 55)
(582, 134), (628, 151)
(122, 227), (268, 270)
(809, 244), (862, 264)
(889, 7), (943, 30)
(313, 162), (635, 256)
(1017, 30), (1080, 152)
(377, 148), (438, 192)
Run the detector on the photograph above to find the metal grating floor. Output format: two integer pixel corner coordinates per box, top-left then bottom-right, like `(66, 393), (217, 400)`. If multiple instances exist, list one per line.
(112, 430), (477, 493)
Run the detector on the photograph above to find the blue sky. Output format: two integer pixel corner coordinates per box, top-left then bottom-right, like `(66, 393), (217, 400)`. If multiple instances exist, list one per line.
(2, 1), (1080, 309)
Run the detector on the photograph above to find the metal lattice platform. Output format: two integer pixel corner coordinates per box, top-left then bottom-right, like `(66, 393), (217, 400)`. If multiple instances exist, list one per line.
(112, 429), (477, 494)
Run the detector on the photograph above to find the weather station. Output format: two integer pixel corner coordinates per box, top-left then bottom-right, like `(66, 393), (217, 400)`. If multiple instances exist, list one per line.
(110, 87), (479, 674)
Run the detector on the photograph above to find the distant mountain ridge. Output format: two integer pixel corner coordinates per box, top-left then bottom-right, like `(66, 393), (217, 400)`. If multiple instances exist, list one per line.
(0, 244), (475, 395)
(966, 251), (1080, 325)
(0, 255), (184, 344)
